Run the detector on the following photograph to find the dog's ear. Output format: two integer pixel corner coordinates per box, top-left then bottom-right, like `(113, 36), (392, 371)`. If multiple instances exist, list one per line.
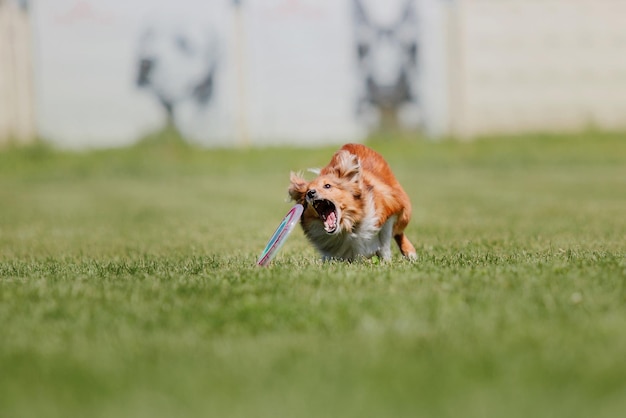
(333, 150), (360, 183)
(288, 171), (308, 202)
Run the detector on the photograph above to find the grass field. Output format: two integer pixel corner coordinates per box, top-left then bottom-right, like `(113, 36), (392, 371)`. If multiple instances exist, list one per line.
(1, 131), (625, 418)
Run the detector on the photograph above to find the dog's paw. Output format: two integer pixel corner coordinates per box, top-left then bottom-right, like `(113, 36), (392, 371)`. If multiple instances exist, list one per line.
(376, 248), (392, 262)
(405, 252), (418, 262)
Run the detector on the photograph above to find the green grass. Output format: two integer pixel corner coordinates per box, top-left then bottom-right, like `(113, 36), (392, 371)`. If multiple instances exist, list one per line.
(1, 131), (625, 418)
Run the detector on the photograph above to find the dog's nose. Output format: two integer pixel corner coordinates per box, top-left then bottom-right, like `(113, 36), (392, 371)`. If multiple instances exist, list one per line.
(307, 189), (317, 199)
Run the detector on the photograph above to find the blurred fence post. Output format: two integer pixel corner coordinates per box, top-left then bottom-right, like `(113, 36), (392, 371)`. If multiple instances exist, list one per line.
(446, 0), (468, 140)
(232, 0), (249, 147)
(0, 0), (36, 146)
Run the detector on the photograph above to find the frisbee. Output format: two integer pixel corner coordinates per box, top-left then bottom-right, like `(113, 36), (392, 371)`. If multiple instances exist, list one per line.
(256, 204), (304, 266)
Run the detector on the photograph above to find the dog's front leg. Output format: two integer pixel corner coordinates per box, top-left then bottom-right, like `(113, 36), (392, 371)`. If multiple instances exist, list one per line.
(376, 216), (396, 261)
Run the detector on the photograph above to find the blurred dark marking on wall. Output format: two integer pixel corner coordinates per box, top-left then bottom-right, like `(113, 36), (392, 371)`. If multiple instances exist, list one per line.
(135, 24), (220, 129)
(353, 0), (421, 132)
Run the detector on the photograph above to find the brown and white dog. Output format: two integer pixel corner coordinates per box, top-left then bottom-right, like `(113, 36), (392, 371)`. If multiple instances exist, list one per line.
(288, 143), (417, 261)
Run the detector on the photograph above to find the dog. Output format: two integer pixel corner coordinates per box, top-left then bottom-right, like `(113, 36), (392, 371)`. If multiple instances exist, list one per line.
(288, 143), (417, 261)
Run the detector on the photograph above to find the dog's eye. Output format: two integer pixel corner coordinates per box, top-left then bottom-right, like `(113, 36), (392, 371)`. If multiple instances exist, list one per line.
(324, 184), (331, 189)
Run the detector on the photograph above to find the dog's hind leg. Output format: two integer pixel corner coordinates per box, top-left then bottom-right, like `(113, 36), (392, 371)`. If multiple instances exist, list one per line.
(393, 210), (417, 260)
(394, 233), (417, 260)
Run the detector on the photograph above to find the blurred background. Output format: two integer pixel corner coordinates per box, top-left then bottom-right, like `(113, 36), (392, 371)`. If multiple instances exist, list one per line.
(1, 0), (626, 149)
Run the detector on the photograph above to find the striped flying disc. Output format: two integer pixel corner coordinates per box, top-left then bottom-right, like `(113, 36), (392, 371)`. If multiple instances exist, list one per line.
(256, 204), (304, 266)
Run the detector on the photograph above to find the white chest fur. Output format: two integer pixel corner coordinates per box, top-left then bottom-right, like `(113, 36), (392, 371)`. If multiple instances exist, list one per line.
(305, 214), (397, 261)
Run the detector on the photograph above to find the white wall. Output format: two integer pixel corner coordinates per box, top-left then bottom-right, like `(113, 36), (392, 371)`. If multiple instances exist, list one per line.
(32, 0), (233, 148)
(449, 0), (626, 138)
(32, 0), (368, 148)
(8, 0), (626, 147)
(235, 0), (365, 146)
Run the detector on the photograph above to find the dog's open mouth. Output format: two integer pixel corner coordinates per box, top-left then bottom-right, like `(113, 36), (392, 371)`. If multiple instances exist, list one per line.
(312, 199), (338, 233)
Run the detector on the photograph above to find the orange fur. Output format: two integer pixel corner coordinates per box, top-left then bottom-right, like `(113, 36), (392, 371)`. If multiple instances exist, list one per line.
(288, 143), (417, 261)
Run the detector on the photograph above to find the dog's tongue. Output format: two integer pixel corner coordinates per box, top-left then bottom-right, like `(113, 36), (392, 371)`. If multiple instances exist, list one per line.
(324, 211), (337, 232)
